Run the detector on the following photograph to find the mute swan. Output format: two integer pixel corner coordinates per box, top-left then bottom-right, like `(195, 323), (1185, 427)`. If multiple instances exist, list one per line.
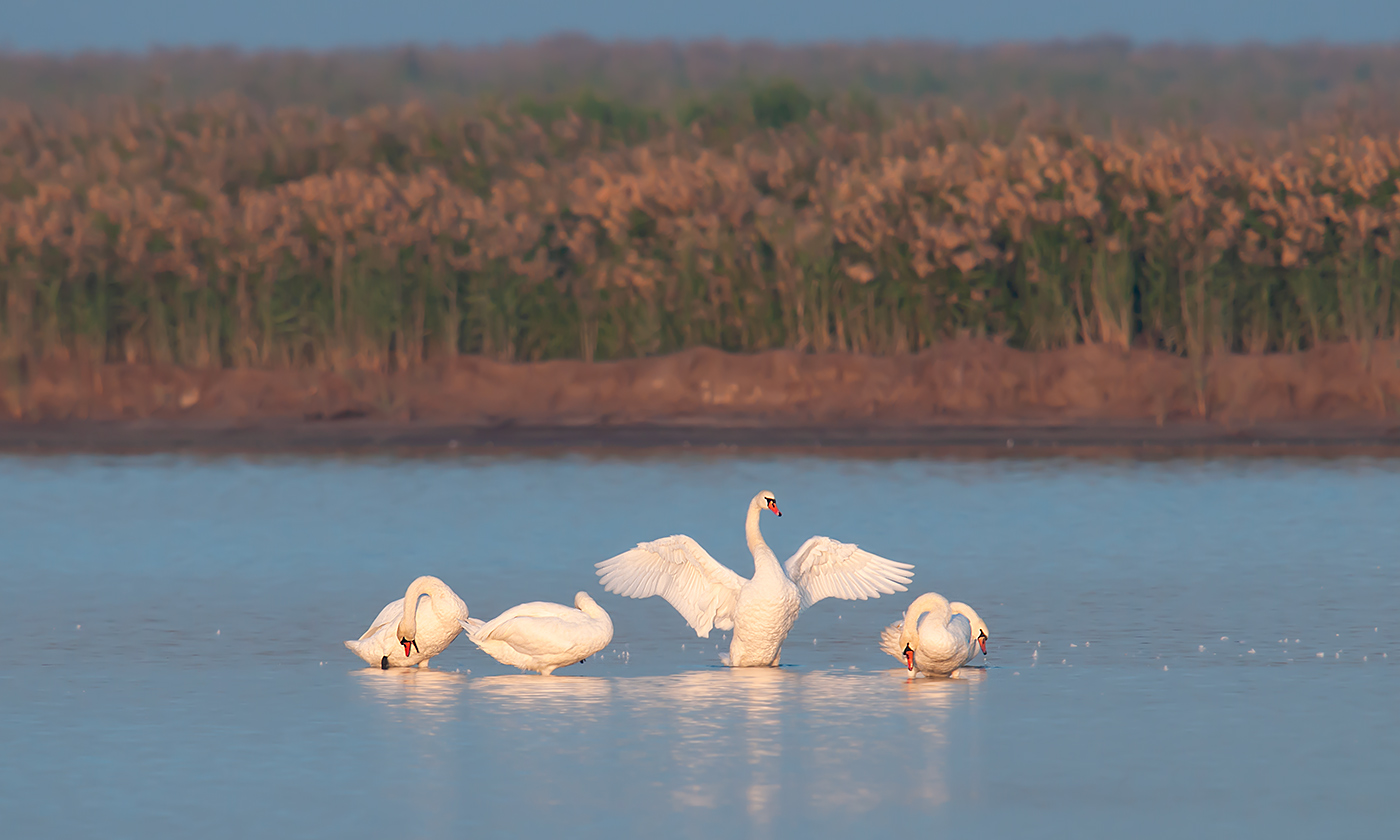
(596, 490), (914, 667)
(461, 592), (613, 676)
(345, 575), (470, 669)
(879, 592), (989, 677)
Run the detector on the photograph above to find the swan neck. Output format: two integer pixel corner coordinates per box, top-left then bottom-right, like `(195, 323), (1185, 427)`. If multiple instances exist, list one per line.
(578, 595), (611, 625)
(906, 593), (951, 623)
(398, 576), (442, 638)
(746, 503), (780, 576)
(904, 593), (951, 644)
(950, 602), (987, 637)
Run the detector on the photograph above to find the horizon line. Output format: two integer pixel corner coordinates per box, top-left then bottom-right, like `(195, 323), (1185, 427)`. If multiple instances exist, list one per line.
(6, 31), (1400, 59)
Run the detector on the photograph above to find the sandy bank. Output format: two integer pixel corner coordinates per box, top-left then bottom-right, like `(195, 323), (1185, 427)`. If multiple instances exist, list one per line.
(5, 341), (1400, 452)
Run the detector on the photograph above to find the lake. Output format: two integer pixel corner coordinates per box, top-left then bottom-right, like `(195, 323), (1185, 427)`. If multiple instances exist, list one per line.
(1, 451), (1396, 838)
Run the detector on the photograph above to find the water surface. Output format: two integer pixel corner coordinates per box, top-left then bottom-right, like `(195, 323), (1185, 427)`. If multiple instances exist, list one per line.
(1, 453), (1396, 838)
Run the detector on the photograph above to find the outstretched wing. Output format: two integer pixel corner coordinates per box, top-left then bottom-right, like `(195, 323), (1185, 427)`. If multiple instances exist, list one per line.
(595, 535), (747, 637)
(783, 536), (914, 611)
(879, 619), (906, 659)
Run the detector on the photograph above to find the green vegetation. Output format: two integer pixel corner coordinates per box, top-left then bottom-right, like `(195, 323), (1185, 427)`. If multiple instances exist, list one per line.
(2, 40), (1400, 387)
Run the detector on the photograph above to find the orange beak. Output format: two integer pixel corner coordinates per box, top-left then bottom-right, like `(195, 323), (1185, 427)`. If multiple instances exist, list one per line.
(402, 639), (413, 657)
(767, 500), (782, 517)
(978, 633), (988, 655)
(904, 644), (915, 671)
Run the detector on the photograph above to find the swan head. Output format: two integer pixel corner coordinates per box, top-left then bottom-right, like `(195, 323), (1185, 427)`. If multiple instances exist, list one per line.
(751, 491), (781, 517)
(950, 601), (989, 656)
(396, 626), (420, 658)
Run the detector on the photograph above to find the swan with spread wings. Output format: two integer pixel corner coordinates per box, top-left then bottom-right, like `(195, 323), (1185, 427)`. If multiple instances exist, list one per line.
(595, 491), (914, 667)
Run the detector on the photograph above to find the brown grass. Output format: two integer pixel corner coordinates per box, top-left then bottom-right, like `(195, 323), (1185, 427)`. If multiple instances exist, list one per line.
(3, 87), (1400, 426)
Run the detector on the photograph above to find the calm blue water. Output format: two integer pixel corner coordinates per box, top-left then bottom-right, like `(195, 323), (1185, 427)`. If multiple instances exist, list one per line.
(1, 452), (1397, 838)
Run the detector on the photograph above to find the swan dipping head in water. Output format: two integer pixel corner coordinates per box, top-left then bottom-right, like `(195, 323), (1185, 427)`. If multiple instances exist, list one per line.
(952, 600), (990, 657)
(884, 592), (989, 676)
(901, 600), (988, 669)
(345, 575), (471, 669)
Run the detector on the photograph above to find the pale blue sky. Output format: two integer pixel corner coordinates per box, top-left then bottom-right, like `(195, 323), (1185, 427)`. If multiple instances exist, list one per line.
(3, 0), (1399, 53)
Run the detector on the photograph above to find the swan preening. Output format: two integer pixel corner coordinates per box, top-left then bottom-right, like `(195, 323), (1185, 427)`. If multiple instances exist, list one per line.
(345, 575), (471, 669)
(463, 592), (614, 676)
(345, 492), (958, 676)
(346, 578), (613, 676)
(595, 490), (915, 667)
(880, 592), (990, 677)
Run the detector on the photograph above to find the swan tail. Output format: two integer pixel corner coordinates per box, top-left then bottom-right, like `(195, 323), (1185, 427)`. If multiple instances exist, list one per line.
(460, 617), (486, 637)
(343, 639), (378, 666)
(878, 620), (905, 659)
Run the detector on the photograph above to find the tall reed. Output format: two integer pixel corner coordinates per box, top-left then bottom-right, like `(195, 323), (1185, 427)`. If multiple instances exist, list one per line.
(3, 96), (1400, 381)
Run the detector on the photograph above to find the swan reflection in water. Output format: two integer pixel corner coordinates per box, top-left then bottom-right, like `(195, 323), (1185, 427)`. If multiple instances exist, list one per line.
(896, 666), (987, 809)
(615, 667), (985, 825)
(353, 666), (469, 828)
(619, 668), (794, 828)
(353, 663), (984, 824)
(467, 674), (613, 728)
(354, 667), (468, 732)
(463, 675), (618, 806)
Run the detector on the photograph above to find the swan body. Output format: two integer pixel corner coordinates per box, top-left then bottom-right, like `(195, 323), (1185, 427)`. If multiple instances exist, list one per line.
(880, 592), (989, 676)
(597, 491), (914, 667)
(462, 592), (613, 676)
(345, 575), (470, 669)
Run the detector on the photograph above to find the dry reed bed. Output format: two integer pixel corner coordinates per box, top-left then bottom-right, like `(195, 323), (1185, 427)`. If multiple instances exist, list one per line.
(3, 98), (1400, 415)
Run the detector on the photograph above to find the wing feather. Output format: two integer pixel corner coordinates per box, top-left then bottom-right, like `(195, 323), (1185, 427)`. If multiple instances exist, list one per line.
(472, 615), (578, 656)
(466, 602), (577, 641)
(483, 601), (580, 623)
(595, 535), (746, 637)
(879, 619), (906, 659)
(354, 598), (405, 642)
(783, 536), (914, 611)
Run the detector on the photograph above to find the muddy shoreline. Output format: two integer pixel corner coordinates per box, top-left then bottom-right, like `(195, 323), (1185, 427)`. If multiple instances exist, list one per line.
(4, 417), (1400, 457)
(7, 341), (1400, 455)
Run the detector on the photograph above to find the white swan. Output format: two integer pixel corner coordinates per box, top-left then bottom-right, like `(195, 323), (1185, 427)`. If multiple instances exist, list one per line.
(345, 575), (470, 669)
(462, 592), (613, 676)
(879, 592), (989, 676)
(596, 490), (914, 667)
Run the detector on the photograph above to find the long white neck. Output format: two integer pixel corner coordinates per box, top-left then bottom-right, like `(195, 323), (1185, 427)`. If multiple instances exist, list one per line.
(949, 601), (986, 634)
(575, 593), (613, 628)
(397, 575), (447, 639)
(903, 592), (952, 646)
(745, 500), (781, 578)
(949, 601), (988, 651)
